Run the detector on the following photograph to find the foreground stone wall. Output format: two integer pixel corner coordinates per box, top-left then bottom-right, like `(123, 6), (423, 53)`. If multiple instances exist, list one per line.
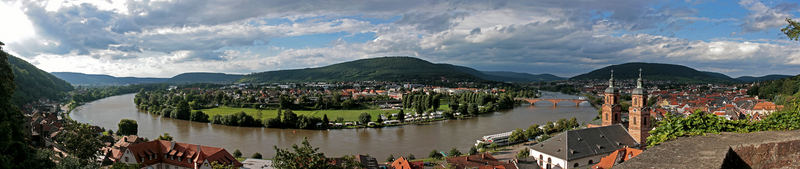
(616, 130), (800, 169)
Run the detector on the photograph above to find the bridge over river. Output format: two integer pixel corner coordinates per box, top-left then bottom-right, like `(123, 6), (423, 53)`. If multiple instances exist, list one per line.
(515, 97), (588, 107)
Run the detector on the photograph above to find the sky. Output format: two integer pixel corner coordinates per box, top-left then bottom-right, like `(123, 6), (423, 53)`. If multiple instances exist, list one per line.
(0, 0), (799, 78)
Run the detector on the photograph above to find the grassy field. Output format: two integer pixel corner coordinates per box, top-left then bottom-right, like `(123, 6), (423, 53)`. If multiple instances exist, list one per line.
(200, 106), (404, 122)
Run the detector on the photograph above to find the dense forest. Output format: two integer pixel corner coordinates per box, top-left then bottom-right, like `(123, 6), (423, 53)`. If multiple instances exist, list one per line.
(570, 62), (737, 83)
(748, 74), (800, 104)
(5, 51), (73, 105)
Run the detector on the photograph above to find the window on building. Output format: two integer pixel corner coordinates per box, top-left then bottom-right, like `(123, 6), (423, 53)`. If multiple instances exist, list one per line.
(124, 157), (128, 163)
(588, 160), (593, 164)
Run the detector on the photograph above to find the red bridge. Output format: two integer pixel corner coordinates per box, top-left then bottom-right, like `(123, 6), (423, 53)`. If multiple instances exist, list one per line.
(515, 98), (587, 107)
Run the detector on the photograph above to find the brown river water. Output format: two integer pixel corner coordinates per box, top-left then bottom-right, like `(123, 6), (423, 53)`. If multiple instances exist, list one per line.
(70, 92), (597, 160)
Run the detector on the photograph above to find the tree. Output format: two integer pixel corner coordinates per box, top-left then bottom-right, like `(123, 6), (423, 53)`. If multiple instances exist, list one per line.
(407, 154), (416, 160)
(783, 18), (800, 41)
(429, 150), (443, 159)
(489, 142), (499, 151)
(468, 103), (478, 115)
(272, 137), (360, 169)
(468, 146), (479, 155)
(283, 110), (298, 128)
(251, 152), (263, 159)
(448, 147), (462, 157)
(117, 119), (138, 136)
(233, 149), (242, 158)
(322, 114), (330, 125)
(397, 109), (406, 122)
(190, 110), (210, 122)
(157, 133), (173, 141)
(508, 128), (526, 143)
(516, 148), (530, 159)
(172, 100), (191, 120)
(358, 112), (372, 125)
(210, 161), (239, 169)
(55, 123), (103, 162)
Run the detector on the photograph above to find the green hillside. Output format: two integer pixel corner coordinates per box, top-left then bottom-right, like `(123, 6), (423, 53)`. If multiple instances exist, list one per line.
(167, 72), (243, 84)
(481, 71), (564, 82)
(52, 72), (167, 86)
(748, 74), (800, 102)
(736, 74), (793, 83)
(570, 62), (737, 83)
(5, 52), (73, 105)
(240, 56), (484, 83)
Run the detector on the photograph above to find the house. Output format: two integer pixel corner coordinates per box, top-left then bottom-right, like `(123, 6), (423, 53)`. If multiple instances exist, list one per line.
(529, 124), (639, 169)
(390, 157), (424, 169)
(591, 147), (643, 169)
(444, 152), (516, 169)
(116, 140), (242, 169)
(101, 135), (145, 163)
(750, 101), (783, 116)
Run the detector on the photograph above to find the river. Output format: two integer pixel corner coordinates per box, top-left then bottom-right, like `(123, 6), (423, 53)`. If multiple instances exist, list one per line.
(70, 91), (597, 160)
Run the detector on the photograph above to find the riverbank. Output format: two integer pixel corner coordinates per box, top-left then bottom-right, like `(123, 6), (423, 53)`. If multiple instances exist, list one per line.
(71, 92), (598, 161)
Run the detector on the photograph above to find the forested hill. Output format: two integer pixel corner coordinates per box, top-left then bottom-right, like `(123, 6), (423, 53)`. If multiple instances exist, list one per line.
(240, 57), (485, 83)
(4, 51), (73, 105)
(570, 62), (737, 83)
(736, 74), (793, 83)
(748, 74), (800, 102)
(52, 72), (167, 86)
(240, 56), (564, 83)
(167, 72), (243, 84)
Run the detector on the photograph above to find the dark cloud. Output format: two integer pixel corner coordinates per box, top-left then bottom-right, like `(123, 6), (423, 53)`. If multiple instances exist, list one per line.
(7, 0), (800, 77)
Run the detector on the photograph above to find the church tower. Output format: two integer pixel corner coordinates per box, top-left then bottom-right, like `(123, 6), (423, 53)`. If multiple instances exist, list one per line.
(629, 68), (651, 146)
(601, 70), (622, 126)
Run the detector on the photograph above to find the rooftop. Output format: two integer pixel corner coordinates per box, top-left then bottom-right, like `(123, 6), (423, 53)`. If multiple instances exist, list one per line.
(616, 130), (800, 169)
(530, 124), (638, 161)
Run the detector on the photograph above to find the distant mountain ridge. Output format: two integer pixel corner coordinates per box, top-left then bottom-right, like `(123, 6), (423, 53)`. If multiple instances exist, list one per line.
(240, 56), (562, 83)
(570, 62), (738, 83)
(735, 75), (793, 83)
(167, 72), (243, 84)
(5, 52), (73, 105)
(51, 72), (167, 86)
(52, 72), (244, 86)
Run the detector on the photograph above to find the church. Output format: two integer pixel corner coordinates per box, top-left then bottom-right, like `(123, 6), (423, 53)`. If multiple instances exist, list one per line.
(529, 69), (653, 169)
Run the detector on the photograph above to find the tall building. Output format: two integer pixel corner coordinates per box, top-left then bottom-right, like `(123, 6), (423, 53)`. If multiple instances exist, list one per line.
(601, 70), (622, 126)
(628, 69), (651, 145)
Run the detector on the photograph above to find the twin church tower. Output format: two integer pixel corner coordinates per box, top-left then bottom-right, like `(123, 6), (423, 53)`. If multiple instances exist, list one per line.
(601, 69), (651, 145)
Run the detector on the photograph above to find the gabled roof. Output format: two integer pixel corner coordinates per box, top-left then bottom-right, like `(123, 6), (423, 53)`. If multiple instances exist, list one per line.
(592, 147), (643, 169)
(531, 124), (638, 161)
(445, 153), (516, 169)
(123, 140), (241, 168)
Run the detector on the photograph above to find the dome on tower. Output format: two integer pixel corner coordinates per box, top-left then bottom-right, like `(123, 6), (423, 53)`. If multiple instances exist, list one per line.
(632, 68), (645, 95)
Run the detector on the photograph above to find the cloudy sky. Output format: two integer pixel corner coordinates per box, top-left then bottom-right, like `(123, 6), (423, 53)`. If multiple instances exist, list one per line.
(1, 0), (799, 78)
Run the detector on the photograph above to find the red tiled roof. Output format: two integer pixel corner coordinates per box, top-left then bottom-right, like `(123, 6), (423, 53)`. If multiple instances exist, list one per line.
(445, 153), (516, 169)
(122, 140), (242, 168)
(592, 147), (643, 169)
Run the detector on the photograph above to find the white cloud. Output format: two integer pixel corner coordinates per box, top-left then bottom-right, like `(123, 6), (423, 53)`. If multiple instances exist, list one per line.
(4, 0), (800, 78)
(739, 0), (796, 32)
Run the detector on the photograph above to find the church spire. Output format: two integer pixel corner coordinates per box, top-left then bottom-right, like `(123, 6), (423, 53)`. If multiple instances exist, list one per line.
(637, 68), (643, 88)
(608, 69), (615, 88)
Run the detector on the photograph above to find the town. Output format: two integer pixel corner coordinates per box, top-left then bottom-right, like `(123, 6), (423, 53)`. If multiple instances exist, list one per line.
(2, 0), (800, 168)
(17, 68), (800, 168)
